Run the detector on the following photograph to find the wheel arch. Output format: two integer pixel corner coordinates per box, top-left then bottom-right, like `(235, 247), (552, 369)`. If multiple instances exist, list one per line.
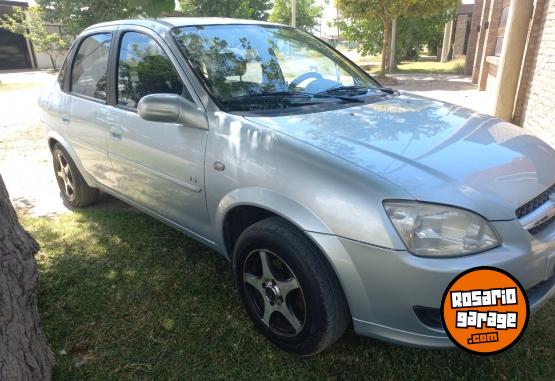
(218, 190), (363, 330)
(46, 131), (96, 187)
(216, 187), (333, 260)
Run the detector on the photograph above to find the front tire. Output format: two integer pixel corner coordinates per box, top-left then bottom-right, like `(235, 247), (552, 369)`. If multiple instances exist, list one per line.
(233, 217), (350, 355)
(52, 143), (99, 208)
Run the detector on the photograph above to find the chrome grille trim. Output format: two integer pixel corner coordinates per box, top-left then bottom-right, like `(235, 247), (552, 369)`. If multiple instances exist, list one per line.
(515, 184), (555, 219)
(528, 215), (555, 235)
(517, 185), (555, 234)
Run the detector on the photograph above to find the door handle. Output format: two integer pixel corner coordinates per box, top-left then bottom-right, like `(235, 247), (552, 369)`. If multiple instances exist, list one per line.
(110, 125), (122, 141)
(61, 114), (70, 124)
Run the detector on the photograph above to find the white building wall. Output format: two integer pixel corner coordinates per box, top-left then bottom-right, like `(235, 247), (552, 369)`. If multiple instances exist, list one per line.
(32, 24), (67, 69)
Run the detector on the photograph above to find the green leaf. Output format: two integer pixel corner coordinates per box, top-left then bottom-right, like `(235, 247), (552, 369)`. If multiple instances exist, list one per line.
(128, 0), (175, 16)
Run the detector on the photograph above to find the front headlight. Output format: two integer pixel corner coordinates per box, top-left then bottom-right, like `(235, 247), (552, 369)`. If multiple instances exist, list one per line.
(384, 201), (500, 257)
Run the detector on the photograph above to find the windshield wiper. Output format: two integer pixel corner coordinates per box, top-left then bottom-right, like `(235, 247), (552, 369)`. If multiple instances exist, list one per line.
(226, 90), (364, 104)
(227, 91), (311, 101)
(317, 85), (369, 96)
(375, 87), (400, 95)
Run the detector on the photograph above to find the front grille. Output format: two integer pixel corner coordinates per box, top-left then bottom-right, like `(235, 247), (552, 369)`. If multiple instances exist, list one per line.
(527, 215), (555, 235)
(515, 184), (555, 219)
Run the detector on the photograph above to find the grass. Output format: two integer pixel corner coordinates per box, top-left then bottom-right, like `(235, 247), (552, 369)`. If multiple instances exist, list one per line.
(23, 209), (554, 380)
(366, 58), (466, 75)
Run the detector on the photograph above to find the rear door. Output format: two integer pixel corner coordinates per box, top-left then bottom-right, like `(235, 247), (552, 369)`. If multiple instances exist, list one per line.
(65, 30), (116, 188)
(106, 26), (211, 240)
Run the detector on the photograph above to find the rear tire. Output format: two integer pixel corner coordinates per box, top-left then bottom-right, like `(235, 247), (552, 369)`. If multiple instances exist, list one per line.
(233, 217), (350, 355)
(52, 143), (99, 208)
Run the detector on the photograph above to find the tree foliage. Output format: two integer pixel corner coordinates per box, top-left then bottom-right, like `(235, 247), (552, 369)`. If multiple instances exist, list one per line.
(339, 8), (458, 62)
(0, 6), (68, 69)
(395, 10), (458, 61)
(269, 0), (323, 31)
(337, 0), (459, 75)
(36, 0), (174, 36)
(337, 18), (382, 56)
(179, 0), (272, 20)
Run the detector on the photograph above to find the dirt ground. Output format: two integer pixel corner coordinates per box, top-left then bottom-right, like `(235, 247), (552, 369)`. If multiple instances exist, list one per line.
(0, 71), (124, 217)
(0, 71), (63, 216)
(0, 70), (526, 218)
(390, 74), (494, 115)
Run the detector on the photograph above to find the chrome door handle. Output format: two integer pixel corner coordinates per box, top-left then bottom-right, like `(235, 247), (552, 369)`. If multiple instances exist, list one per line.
(110, 125), (122, 141)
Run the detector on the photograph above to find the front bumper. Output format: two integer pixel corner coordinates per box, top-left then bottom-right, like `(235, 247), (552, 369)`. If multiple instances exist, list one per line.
(308, 219), (555, 348)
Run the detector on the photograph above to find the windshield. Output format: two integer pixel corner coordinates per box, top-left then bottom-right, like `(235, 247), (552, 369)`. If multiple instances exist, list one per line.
(172, 24), (379, 111)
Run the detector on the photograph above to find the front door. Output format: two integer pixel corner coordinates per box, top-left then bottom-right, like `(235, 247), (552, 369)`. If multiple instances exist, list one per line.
(106, 29), (211, 240)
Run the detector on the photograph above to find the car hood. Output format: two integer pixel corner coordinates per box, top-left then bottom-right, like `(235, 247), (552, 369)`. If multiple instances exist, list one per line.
(245, 92), (555, 220)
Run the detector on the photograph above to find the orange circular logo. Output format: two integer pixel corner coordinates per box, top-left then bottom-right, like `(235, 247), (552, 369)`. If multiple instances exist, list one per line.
(441, 267), (529, 355)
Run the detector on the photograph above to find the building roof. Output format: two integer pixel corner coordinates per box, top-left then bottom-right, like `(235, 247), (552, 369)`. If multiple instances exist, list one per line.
(0, 0), (29, 7)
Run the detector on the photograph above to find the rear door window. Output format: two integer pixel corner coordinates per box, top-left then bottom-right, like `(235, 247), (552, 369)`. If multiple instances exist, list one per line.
(70, 33), (112, 101)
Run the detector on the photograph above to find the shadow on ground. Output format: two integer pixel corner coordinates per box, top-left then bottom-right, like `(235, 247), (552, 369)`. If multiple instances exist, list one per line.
(392, 74), (477, 92)
(13, 191), (132, 218)
(66, 191), (133, 212)
(21, 209), (554, 380)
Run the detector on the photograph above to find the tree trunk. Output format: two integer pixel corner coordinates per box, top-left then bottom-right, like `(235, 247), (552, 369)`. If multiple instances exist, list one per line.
(47, 54), (57, 71)
(388, 18), (397, 73)
(0, 175), (54, 380)
(379, 20), (391, 78)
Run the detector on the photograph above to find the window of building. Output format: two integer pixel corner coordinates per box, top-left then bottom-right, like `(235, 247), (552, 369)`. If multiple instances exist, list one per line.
(495, 5), (511, 57)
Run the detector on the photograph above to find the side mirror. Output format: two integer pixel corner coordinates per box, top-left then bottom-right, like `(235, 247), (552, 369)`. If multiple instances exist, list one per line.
(137, 93), (208, 130)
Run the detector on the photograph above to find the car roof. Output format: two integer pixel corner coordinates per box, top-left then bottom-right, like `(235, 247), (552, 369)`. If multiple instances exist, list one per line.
(83, 17), (283, 32)
(160, 17), (282, 27)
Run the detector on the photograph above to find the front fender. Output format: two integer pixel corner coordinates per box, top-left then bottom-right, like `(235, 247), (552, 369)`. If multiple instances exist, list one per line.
(214, 187), (332, 252)
(215, 187), (378, 324)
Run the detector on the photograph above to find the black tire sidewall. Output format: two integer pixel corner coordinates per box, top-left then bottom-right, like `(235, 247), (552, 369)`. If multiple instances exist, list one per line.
(233, 221), (331, 354)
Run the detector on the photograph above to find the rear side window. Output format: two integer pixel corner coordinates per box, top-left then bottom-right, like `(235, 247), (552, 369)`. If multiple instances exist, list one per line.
(57, 58), (66, 88)
(117, 32), (188, 109)
(58, 43), (76, 89)
(71, 33), (112, 101)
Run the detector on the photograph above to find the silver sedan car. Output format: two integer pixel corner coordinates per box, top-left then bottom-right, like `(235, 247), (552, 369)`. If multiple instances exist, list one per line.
(38, 18), (555, 355)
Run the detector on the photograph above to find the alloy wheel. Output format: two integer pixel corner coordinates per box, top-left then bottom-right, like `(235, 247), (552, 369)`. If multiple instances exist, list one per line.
(54, 152), (75, 201)
(242, 249), (306, 337)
